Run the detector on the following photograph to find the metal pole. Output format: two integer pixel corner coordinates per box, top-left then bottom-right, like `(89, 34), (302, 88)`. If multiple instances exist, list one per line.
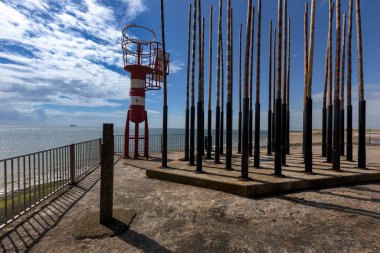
(201, 17), (205, 157)
(274, 0), (283, 176)
(254, 0), (262, 168)
(303, 2), (308, 159)
(214, 0), (222, 164)
(248, 6), (255, 157)
(327, 1), (334, 163)
(185, 4), (192, 161)
(207, 5), (213, 160)
(189, 0), (197, 166)
(267, 21), (273, 156)
(356, 0), (366, 169)
(238, 23), (242, 154)
(272, 28), (276, 153)
(340, 14), (347, 156)
(241, 0), (253, 180)
(160, 0), (168, 168)
(333, 0), (341, 171)
(305, 0), (316, 173)
(220, 39), (225, 155)
(286, 18), (291, 155)
(281, 0), (287, 166)
(322, 21), (329, 158)
(196, 0), (203, 173)
(346, 0), (353, 161)
(226, 0), (233, 170)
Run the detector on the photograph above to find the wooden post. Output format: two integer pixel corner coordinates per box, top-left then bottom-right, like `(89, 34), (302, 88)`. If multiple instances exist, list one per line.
(340, 14), (347, 156)
(281, 0), (287, 166)
(272, 28), (277, 153)
(238, 23), (242, 154)
(226, 0), (233, 170)
(322, 29), (329, 158)
(100, 123), (114, 224)
(286, 18), (291, 155)
(248, 6), (255, 157)
(267, 21), (273, 156)
(303, 2), (308, 159)
(196, 0), (203, 173)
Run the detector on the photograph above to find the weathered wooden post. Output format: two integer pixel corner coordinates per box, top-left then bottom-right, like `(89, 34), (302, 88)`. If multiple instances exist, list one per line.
(214, 0), (222, 164)
(185, 4), (192, 161)
(220, 39), (225, 155)
(274, 0), (283, 175)
(254, 0), (262, 168)
(248, 7), (255, 157)
(305, 0), (316, 173)
(189, 0), (197, 166)
(100, 123), (114, 224)
(286, 17), (291, 155)
(327, 1), (334, 163)
(346, 0), (353, 161)
(226, 0), (233, 170)
(281, 0), (288, 166)
(241, 0), (253, 180)
(201, 17), (205, 157)
(340, 14), (347, 157)
(160, 0), (168, 168)
(196, 0), (203, 173)
(333, 0), (341, 171)
(238, 23), (243, 154)
(356, 0), (366, 169)
(267, 21), (273, 156)
(207, 5), (213, 160)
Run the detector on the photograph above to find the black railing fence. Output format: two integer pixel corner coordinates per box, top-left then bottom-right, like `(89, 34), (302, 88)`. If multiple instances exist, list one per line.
(0, 139), (101, 226)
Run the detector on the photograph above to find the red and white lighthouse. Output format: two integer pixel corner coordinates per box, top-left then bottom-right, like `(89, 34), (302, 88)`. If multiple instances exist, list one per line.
(121, 25), (169, 158)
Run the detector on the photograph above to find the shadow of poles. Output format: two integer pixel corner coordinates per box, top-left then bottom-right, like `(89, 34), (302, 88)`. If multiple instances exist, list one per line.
(0, 168), (101, 252)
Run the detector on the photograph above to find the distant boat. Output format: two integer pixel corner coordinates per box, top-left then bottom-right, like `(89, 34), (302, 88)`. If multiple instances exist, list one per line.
(69, 125), (78, 127)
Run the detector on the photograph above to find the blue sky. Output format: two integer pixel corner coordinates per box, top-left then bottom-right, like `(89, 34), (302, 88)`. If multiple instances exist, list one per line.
(0, 0), (379, 130)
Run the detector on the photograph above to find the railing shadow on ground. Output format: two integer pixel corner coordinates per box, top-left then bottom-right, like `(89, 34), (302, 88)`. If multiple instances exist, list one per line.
(0, 166), (101, 252)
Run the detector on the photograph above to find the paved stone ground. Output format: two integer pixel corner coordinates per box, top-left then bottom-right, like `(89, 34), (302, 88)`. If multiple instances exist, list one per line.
(1, 147), (380, 252)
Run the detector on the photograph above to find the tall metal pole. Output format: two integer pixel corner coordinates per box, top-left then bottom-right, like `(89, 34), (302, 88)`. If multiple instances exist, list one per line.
(241, 0), (253, 180)
(281, 0), (287, 166)
(340, 14), (347, 157)
(333, 0), (341, 171)
(327, 1), (334, 163)
(248, 7), (255, 157)
(305, 0), (316, 173)
(214, 0), (222, 164)
(226, 0), (233, 170)
(274, 0), (283, 176)
(201, 17), (205, 157)
(254, 0), (262, 168)
(322, 29), (329, 158)
(189, 0), (197, 166)
(272, 28), (276, 153)
(303, 2), (308, 160)
(346, 0), (353, 161)
(267, 20), (273, 156)
(286, 17), (291, 155)
(207, 5), (213, 160)
(356, 0), (366, 169)
(185, 4), (192, 161)
(196, 0), (203, 173)
(238, 23), (243, 154)
(160, 0), (168, 168)
(220, 39), (225, 155)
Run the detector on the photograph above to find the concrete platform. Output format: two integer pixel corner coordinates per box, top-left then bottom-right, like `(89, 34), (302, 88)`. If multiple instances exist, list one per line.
(123, 150), (380, 198)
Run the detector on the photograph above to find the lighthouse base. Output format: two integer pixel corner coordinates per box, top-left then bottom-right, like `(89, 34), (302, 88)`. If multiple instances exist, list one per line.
(124, 110), (149, 159)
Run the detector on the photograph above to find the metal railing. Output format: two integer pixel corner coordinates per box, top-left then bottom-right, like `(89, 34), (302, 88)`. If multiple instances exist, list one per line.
(114, 132), (268, 154)
(0, 139), (101, 226)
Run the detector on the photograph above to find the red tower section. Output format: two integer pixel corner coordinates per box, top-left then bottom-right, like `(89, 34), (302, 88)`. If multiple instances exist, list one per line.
(122, 25), (169, 159)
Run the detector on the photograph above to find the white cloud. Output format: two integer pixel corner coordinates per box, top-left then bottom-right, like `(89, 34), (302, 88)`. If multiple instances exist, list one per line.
(121, 0), (148, 20)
